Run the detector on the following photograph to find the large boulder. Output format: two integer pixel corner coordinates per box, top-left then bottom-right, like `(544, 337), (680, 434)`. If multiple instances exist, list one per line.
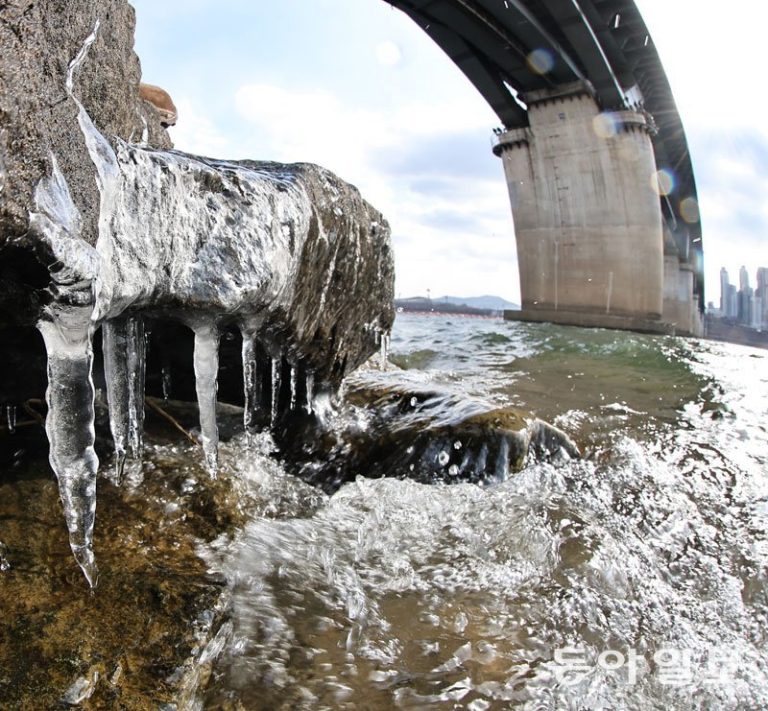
(284, 376), (580, 492)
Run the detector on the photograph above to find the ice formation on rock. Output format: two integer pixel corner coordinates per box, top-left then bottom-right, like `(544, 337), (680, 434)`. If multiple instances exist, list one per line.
(29, 23), (393, 583)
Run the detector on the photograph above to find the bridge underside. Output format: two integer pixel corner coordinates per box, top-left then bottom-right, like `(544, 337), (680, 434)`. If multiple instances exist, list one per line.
(385, 0), (703, 336)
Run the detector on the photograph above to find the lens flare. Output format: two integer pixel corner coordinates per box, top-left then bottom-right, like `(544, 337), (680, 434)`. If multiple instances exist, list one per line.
(651, 169), (675, 196)
(680, 196), (700, 223)
(527, 48), (554, 75)
(592, 112), (619, 138)
(376, 41), (402, 67)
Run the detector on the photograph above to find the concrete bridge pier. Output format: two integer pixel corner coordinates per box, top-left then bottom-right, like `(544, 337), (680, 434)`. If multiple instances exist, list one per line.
(495, 82), (677, 334)
(660, 221), (704, 335)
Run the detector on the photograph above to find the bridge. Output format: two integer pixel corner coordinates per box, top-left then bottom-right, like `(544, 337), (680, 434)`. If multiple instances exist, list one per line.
(383, 0), (703, 336)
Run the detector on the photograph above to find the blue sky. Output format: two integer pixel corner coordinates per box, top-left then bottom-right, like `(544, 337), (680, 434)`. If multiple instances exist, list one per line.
(131, 0), (767, 303)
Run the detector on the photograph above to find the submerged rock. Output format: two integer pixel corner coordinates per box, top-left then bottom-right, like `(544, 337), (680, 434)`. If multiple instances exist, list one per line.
(0, 435), (234, 709)
(285, 377), (580, 492)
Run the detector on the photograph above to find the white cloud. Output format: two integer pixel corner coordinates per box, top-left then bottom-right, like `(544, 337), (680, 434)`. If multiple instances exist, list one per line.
(168, 96), (234, 158)
(230, 81), (517, 300)
(637, 0), (768, 138)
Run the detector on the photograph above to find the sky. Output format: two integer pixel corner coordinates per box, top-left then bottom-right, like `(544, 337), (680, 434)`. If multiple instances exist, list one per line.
(130, 0), (767, 304)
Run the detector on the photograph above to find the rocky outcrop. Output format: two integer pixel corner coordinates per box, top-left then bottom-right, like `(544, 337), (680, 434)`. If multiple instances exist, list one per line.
(0, 0), (170, 253)
(0, 0), (171, 399)
(139, 82), (178, 126)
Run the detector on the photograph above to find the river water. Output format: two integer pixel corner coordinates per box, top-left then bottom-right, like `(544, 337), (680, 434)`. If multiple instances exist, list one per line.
(194, 313), (767, 710)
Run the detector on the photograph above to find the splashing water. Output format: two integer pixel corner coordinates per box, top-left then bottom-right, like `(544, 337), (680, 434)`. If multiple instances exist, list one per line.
(197, 315), (768, 709)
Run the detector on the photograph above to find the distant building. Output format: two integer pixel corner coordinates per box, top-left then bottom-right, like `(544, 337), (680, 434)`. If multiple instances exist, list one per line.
(740, 265), (750, 291)
(758, 267), (768, 329)
(738, 286), (753, 325)
(719, 268), (729, 314)
(754, 295), (764, 330)
(727, 284), (738, 319)
(710, 265), (768, 344)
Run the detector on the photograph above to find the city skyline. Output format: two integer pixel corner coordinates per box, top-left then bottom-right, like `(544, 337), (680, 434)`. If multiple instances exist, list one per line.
(716, 264), (768, 331)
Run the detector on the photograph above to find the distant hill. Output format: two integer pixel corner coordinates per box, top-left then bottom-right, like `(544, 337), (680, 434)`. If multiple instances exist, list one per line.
(437, 295), (520, 311)
(395, 294), (520, 316)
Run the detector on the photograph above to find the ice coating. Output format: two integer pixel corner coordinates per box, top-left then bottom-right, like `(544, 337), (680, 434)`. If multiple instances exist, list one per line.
(27, 23), (393, 583)
(192, 320), (220, 476)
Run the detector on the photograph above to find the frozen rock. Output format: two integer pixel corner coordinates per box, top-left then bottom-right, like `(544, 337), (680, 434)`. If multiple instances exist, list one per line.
(0, 8), (394, 582)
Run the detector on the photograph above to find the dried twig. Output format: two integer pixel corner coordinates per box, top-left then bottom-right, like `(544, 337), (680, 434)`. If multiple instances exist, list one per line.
(22, 400), (46, 426)
(0, 419), (41, 432)
(145, 397), (199, 446)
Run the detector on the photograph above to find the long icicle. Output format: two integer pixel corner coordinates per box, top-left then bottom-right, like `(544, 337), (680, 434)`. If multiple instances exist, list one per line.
(102, 315), (145, 482)
(270, 356), (281, 428)
(126, 316), (146, 458)
(192, 320), (220, 476)
(241, 330), (260, 434)
(38, 309), (100, 588)
(102, 319), (130, 481)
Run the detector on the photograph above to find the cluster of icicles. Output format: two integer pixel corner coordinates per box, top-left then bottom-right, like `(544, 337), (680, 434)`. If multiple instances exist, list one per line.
(105, 315), (323, 480)
(24, 23), (389, 586)
(40, 309), (329, 587)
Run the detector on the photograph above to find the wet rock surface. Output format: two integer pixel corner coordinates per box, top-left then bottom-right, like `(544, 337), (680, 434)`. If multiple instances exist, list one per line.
(281, 371), (580, 493)
(1, 2), (394, 585)
(0, 0), (168, 307)
(0, 0), (169, 244)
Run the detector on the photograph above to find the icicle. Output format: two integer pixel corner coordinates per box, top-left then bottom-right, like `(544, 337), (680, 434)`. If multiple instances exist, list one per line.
(380, 333), (390, 372)
(102, 316), (145, 481)
(0, 541), (9, 572)
(270, 357), (281, 427)
(126, 317), (146, 458)
(305, 371), (315, 414)
(161, 365), (172, 401)
(290, 365), (298, 410)
(6, 405), (16, 434)
(37, 308), (100, 587)
(102, 321), (128, 478)
(241, 332), (260, 433)
(192, 321), (220, 476)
